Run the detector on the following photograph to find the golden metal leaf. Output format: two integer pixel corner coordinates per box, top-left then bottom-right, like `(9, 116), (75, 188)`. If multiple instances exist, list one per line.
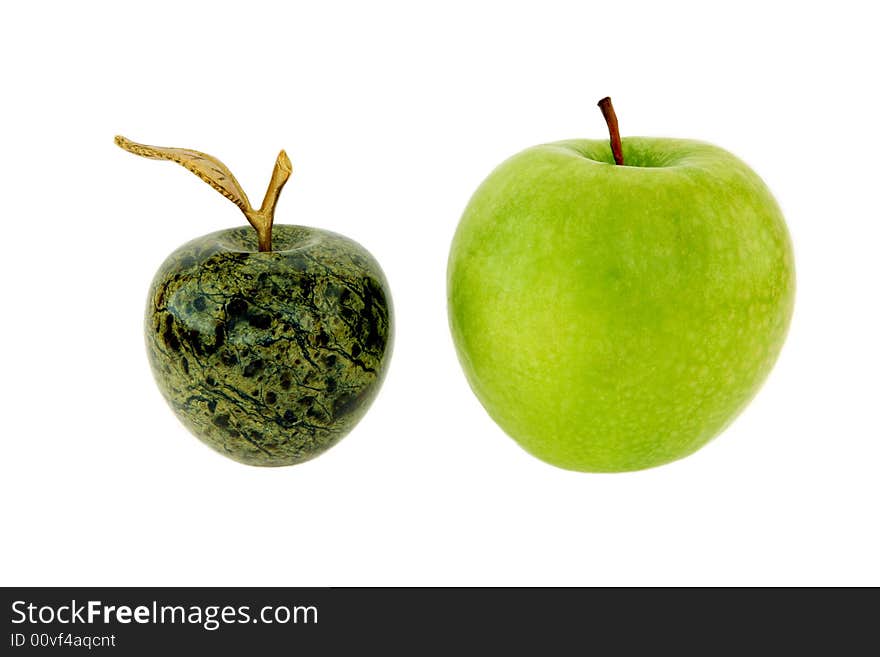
(114, 136), (252, 212)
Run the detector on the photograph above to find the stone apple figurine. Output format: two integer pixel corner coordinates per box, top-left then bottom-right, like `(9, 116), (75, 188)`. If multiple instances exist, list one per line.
(117, 136), (393, 466)
(447, 98), (795, 472)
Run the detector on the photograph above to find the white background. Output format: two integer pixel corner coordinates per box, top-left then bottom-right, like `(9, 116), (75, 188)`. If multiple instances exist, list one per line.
(1, 1), (877, 586)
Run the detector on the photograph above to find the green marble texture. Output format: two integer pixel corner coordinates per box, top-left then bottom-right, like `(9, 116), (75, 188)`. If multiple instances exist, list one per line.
(145, 224), (393, 466)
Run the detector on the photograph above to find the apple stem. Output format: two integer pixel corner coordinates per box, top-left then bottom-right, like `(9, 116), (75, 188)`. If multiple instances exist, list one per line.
(115, 136), (294, 253)
(247, 150), (293, 252)
(597, 97), (624, 165)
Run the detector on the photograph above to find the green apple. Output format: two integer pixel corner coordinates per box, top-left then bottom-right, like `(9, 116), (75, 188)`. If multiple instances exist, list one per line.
(117, 137), (393, 466)
(447, 98), (795, 472)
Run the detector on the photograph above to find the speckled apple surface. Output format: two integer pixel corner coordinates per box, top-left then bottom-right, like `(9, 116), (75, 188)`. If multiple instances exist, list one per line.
(146, 224), (393, 466)
(448, 137), (795, 472)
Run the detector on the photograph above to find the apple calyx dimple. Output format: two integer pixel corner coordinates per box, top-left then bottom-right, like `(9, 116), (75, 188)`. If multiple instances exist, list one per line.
(114, 136), (292, 252)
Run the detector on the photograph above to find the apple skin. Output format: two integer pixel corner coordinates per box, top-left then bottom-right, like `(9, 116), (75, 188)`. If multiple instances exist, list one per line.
(448, 137), (795, 472)
(146, 224), (393, 466)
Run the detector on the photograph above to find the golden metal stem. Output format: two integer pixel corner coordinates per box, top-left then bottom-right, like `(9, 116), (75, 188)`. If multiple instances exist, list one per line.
(247, 151), (292, 252)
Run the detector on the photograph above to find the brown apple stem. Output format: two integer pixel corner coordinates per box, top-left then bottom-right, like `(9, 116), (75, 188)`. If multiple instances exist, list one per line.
(598, 97), (624, 165)
(246, 150), (293, 252)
